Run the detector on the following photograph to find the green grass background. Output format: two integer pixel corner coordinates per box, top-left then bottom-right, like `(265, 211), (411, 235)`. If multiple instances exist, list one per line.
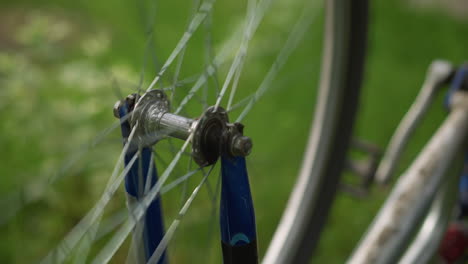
(0, 0), (467, 263)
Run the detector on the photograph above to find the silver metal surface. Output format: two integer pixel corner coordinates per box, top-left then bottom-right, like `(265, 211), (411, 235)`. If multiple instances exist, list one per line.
(191, 106), (228, 166)
(398, 171), (458, 264)
(230, 135), (252, 157)
(131, 90), (172, 146)
(113, 100), (122, 118)
(347, 91), (468, 264)
(120, 90), (252, 166)
(262, 0), (351, 262)
(159, 112), (194, 140)
(375, 60), (453, 184)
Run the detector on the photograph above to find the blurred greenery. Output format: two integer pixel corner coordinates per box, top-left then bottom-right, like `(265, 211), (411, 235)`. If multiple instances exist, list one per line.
(0, 0), (467, 263)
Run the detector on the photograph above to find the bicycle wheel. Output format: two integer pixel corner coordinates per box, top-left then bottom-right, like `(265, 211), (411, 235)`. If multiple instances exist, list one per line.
(0, 0), (367, 263)
(263, 0), (368, 263)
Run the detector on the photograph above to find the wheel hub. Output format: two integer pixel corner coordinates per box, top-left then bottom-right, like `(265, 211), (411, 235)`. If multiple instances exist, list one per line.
(114, 90), (252, 166)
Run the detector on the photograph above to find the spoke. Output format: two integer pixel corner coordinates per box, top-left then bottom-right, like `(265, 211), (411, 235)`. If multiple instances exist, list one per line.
(203, 169), (222, 260)
(174, 62), (221, 115)
(110, 73), (145, 94)
(40, 125), (139, 264)
(138, 31), (157, 95)
(147, 165), (215, 264)
(72, 224), (98, 264)
(204, 176), (215, 200)
(124, 168), (202, 264)
(236, 0), (321, 122)
(0, 114), (132, 226)
(160, 168), (202, 194)
(96, 209), (129, 240)
(143, 151), (156, 195)
(41, 151), (139, 264)
(174, 72), (205, 86)
(111, 75), (125, 101)
(125, 148), (159, 264)
(146, 0), (216, 92)
(167, 137), (180, 156)
(212, 169), (222, 205)
(52, 114), (132, 184)
(173, 26), (240, 114)
(226, 66), (243, 110)
(170, 47), (187, 107)
(213, 0), (257, 110)
(174, 59), (225, 115)
(91, 133), (194, 264)
(151, 146), (191, 181)
(74, 209), (128, 264)
(202, 6), (219, 110)
(153, 149), (170, 168)
(136, 0), (160, 94)
(91, 219), (135, 264)
(162, 73), (203, 92)
(170, 0), (203, 107)
(226, 94), (254, 112)
(174, 0), (275, 115)
(179, 156), (194, 207)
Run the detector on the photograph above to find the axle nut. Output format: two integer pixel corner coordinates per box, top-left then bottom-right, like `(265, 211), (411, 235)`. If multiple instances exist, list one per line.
(231, 135), (253, 157)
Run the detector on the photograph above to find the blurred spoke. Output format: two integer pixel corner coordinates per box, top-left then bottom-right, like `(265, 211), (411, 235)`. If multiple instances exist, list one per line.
(237, 0), (320, 122)
(214, 0), (257, 110)
(91, 133), (194, 264)
(147, 0), (216, 91)
(41, 150), (139, 264)
(0, 114), (132, 226)
(161, 168), (202, 194)
(40, 124), (139, 264)
(147, 165), (215, 264)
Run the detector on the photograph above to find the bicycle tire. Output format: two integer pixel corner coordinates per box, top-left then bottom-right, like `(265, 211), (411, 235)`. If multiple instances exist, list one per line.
(263, 0), (368, 263)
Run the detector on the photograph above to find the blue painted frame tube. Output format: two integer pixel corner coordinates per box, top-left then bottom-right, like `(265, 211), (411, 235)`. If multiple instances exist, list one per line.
(447, 65), (468, 219)
(220, 156), (258, 264)
(118, 104), (167, 263)
(457, 152), (468, 218)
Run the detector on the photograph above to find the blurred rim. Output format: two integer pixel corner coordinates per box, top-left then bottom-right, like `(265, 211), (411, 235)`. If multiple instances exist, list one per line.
(262, 0), (368, 263)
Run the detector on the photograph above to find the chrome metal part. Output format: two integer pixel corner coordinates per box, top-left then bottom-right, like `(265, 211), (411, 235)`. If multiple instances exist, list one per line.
(347, 91), (468, 264)
(159, 113), (193, 140)
(115, 90), (252, 167)
(343, 139), (382, 197)
(131, 90), (171, 146)
(397, 172), (458, 264)
(113, 93), (140, 119)
(231, 135), (253, 157)
(192, 106), (228, 166)
(375, 60), (454, 184)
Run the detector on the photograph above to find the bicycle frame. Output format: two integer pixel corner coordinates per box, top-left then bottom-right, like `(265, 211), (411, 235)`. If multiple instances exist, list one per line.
(348, 66), (468, 264)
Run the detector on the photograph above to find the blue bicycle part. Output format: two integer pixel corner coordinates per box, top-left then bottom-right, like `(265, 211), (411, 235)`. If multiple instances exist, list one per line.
(117, 100), (167, 263)
(116, 90), (255, 263)
(459, 153), (468, 218)
(445, 63), (467, 108)
(220, 155), (258, 264)
(446, 64), (468, 219)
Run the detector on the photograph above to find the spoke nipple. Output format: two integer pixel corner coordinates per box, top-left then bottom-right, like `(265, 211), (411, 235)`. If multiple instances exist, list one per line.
(231, 135), (253, 157)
